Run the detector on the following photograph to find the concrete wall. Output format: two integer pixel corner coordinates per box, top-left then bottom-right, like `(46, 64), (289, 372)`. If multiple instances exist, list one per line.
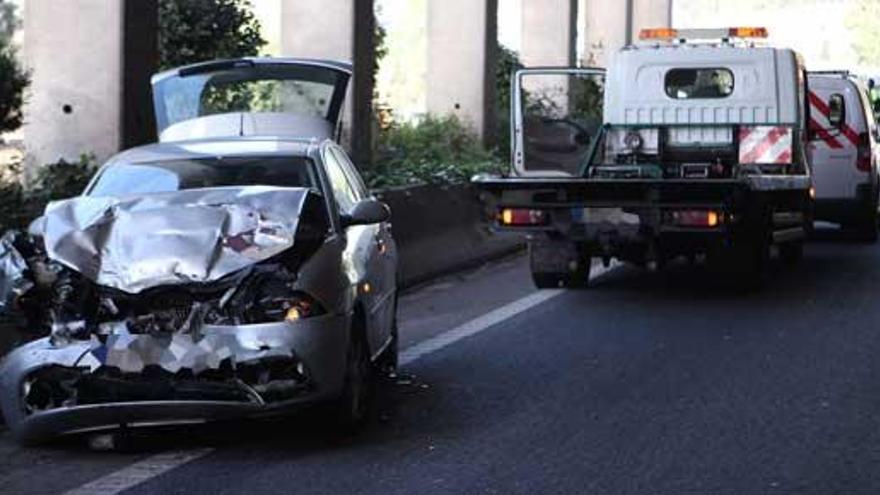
(376, 184), (523, 288)
(426, 0), (497, 144)
(23, 0), (124, 169)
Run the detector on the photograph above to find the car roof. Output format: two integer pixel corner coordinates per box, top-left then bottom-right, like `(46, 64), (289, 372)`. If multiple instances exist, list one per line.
(105, 137), (323, 166)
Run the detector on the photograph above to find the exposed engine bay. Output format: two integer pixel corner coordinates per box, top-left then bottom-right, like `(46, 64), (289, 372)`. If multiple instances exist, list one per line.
(0, 186), (336, 424)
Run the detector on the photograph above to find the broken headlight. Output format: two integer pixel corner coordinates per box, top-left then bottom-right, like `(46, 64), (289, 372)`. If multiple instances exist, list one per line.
(228, 272), (326, 324)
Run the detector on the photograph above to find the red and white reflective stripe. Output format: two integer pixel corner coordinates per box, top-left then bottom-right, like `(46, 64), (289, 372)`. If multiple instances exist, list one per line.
(738, 126), (793, 164)
(808, 90), (859, 148)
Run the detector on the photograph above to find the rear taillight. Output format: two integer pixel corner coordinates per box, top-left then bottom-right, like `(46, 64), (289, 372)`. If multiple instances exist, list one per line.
(857, 132), (872, 172)
(498, 208), (549, 226)
(668, 210), (721, 228)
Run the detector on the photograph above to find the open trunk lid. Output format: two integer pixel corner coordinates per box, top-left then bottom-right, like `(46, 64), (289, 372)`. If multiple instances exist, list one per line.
(152, 58), (351, 143)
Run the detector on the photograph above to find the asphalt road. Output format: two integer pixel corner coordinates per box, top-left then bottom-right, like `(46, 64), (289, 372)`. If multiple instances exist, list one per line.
(4, 232), (880, 494)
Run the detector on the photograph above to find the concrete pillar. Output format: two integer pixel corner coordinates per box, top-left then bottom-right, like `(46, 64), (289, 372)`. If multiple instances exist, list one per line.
(24, 1), (110, 168)
(520, 0), (577, 67)
(280, 0), (375, 169)
(425, 0), (498, 146)
(582, 0), (671, 68)
(582, 0), (627, 67)
(281, 1), (353, 61)
(632, 0), (672, 39)
(23, 0), (157, 170)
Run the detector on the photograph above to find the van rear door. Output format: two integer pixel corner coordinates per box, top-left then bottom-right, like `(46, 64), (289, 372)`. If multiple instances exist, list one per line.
(806, 76), (864, 200)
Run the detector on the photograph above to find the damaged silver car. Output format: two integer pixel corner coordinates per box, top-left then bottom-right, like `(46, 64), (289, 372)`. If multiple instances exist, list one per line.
(0, 58), (398, 443)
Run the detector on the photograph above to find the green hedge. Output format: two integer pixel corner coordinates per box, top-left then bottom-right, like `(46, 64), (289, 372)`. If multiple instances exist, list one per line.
(0, 154), (97, 232)
(366, 114), (505, 189)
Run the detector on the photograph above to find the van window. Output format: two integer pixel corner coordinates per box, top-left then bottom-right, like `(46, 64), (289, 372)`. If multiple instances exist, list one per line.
(665, 68), (734, 99)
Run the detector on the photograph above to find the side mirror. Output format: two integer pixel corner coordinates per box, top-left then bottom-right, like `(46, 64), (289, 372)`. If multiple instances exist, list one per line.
(341, 199), (391, 227)
(828, 94), (845, 128)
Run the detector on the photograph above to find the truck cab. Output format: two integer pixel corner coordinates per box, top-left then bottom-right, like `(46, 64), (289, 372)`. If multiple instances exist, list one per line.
(475, 27), (814, 289)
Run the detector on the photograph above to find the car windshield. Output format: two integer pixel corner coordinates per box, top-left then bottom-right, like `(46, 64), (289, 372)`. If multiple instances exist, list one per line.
(87, 156), (319, 197)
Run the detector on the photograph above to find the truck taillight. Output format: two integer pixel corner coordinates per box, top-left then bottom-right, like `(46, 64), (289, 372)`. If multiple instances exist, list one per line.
(498, 208), (549, 226)
(669, 210), (721, 228)
(857, 132), (872, 173)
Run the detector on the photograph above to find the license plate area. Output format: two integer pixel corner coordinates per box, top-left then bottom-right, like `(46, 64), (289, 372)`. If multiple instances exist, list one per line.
(571, 207), (641, 226)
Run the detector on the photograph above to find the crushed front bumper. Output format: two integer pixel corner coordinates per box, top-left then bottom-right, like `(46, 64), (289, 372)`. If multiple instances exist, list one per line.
(0, 314), (349, 443)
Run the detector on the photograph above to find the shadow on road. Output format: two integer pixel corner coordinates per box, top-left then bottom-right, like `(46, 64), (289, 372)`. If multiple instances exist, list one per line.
(591, 234), (874, 302)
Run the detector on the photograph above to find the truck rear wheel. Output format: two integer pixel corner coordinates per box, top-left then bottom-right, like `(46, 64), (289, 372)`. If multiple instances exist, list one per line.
(529, 241), (592, 289)
(779, 241), (804, 266)
(857, 207), (878, 243)
(531, 267), (591, 289)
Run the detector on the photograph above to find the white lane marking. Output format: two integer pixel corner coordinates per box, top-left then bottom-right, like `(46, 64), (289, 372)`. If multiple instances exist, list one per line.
(63, 448), (213, 495)
(399, 262), (619, 366)
(64, 262), (621, 494)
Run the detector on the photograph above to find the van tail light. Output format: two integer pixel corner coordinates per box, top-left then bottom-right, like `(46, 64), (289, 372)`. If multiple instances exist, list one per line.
(498, 208), (549, 226)
(857, 132), (872, 172)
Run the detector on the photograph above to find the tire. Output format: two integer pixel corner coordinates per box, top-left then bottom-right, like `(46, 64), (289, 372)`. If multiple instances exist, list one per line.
(779, 241), (804, 266)
(726, 231), (770, 291)
(332, 322), (373, 432)
(857, 208), (878, 243)
(531, 256), (592, 289)
(375, 317), (398, 376)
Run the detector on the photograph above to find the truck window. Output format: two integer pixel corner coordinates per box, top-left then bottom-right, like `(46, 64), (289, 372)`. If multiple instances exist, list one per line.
(665, 68), (734, 99)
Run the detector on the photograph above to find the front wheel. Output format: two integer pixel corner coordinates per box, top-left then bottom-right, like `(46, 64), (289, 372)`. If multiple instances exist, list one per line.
(332, 324), (373, 432)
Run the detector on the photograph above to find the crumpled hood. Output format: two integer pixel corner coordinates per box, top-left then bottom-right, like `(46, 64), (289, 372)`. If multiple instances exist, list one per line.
(37, 186), (314, 294)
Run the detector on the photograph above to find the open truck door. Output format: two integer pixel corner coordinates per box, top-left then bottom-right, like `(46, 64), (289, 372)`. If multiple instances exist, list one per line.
(511, 68), (606, 177)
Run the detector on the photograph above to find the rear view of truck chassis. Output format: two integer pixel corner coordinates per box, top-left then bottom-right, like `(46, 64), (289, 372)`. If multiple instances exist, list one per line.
(476, 30), (814, 289)
(477, 170), (812, 288)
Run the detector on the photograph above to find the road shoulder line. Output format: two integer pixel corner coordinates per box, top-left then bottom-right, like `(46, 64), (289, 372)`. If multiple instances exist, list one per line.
(400, 262), (618, 366)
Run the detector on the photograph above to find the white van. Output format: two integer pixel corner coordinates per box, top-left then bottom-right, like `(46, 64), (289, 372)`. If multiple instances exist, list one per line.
(807, 71), (879, 240)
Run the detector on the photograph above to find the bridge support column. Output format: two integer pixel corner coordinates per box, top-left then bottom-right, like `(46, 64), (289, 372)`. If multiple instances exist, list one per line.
(23, 0), (157, 169)
(425, 0), (498, 146)
(281, 0), (375, 168)
(582, 0), (671, 68)
(521, 0), (577, 67)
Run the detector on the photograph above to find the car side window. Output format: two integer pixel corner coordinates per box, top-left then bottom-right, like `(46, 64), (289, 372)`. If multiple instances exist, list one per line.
(323, 147), (358, 214)
(329, 146), (368, 200)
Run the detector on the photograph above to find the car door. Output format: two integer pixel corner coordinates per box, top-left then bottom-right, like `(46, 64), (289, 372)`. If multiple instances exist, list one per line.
(152, 58), (351, 143)
(323, 144), (396, 355)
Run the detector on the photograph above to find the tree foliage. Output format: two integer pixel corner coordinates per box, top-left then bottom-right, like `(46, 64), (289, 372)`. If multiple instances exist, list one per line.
(0, 0), (17, 45)
(0, 1), (27, 134)
(158, 0), (267, 70)
(846, 0), (880, 67)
